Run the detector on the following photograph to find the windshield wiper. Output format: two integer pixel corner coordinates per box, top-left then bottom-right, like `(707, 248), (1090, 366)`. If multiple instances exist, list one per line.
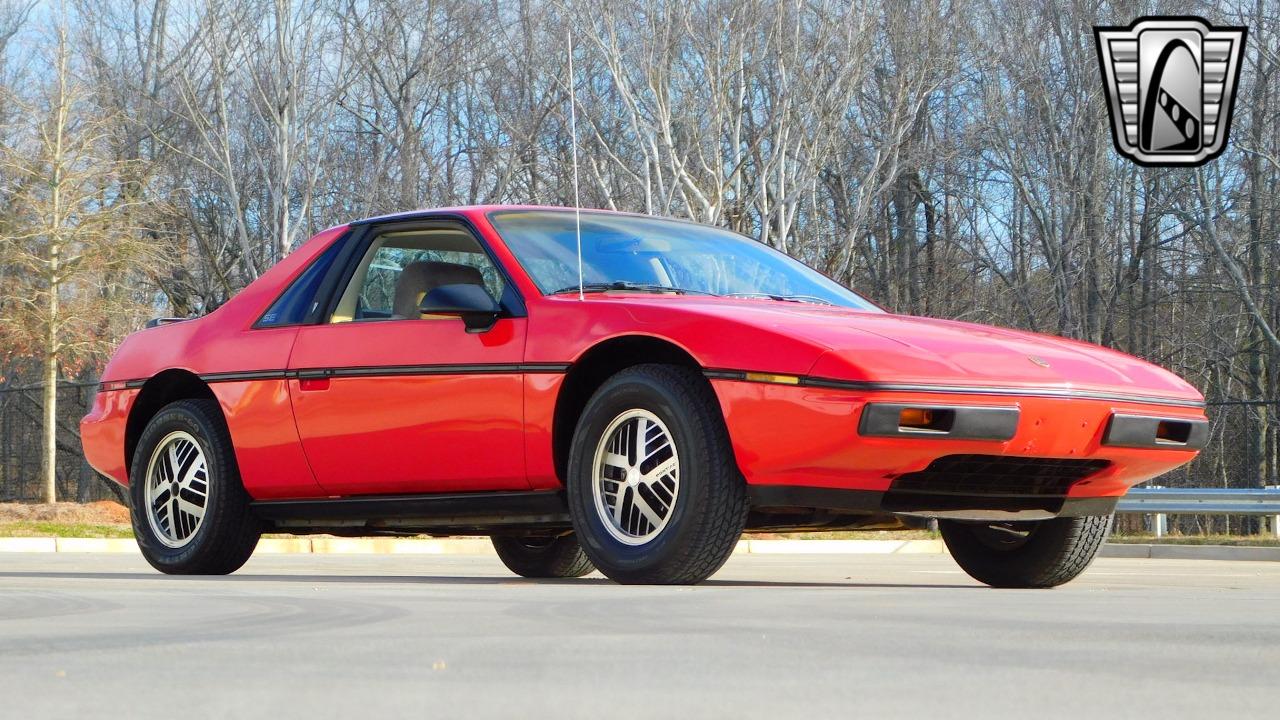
(725, 292), (834, 306)
(550, 281), (716, 296)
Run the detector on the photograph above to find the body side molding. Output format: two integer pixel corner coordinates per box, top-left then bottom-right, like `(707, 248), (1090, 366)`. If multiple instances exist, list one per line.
(705, 369), (1206, 409)
(252, 489), (570, 522)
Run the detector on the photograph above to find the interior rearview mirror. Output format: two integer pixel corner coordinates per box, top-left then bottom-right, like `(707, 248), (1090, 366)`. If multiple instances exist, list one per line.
(419, 283), (501, 333)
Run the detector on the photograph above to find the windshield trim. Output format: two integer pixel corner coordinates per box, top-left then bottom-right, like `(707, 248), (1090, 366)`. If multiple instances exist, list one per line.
(484, 208), (882, 311)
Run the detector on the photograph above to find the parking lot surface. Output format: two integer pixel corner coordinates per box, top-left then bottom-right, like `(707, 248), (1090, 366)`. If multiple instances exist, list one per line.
(2, 552), (1277, 718)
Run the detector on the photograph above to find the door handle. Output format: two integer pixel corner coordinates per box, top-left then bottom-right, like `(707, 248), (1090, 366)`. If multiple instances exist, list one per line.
(296, 369), (331, 391)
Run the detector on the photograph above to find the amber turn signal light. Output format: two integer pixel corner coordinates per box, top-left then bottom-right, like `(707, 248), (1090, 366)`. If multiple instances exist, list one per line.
(899, 408), (935, 428)
(743, 372), (800, 385)
(896, 407), (954, 433)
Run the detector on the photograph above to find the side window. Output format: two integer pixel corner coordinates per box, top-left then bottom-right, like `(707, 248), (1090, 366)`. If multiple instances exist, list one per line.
(330, 229), (506, 323)
(257, 237), (345, 327)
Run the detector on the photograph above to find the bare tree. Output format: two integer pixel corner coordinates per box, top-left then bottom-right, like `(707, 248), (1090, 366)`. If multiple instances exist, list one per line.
(0, 17), (155, 502)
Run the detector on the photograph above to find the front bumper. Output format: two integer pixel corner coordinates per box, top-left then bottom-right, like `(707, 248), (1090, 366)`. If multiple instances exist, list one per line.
(711, 378), (1205, 519)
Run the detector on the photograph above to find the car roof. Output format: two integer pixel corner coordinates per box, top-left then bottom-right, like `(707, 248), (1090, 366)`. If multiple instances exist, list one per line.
(350, 205), (716, 229)
(350, 204), (616, 225)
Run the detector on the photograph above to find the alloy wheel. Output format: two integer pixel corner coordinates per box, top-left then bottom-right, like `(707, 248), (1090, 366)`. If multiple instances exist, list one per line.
(143, 430), (210, 548)
(591, 409), (680, 545)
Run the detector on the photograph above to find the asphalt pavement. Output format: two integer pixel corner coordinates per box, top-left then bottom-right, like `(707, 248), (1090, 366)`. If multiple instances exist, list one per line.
(1, 552), (1277, 718)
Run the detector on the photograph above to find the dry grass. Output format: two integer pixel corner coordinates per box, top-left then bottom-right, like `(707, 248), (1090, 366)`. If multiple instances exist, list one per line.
(0, 501), (131, 524)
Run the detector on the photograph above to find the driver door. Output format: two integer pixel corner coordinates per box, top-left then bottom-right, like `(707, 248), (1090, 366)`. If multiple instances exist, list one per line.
(287, 223), (529, 496)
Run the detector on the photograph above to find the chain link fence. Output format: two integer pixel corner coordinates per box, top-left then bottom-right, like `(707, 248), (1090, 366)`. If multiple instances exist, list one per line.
(0, 379), (123, 504)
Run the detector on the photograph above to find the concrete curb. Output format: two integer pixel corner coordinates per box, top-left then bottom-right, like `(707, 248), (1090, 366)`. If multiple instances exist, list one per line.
(53, 537), (139, 553)
(1100, 543), (1280, 562)
(743, 539), (945, 554)
(0, 537), (57, 552)
(0, 537), (1276, 561)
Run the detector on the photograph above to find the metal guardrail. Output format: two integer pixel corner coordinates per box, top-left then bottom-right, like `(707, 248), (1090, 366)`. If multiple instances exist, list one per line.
(1115, 486), (1280, 539)
(1116, 487), (1280, 516)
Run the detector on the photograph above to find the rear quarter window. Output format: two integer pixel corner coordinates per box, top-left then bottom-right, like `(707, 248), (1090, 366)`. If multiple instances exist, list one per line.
(257, 239), (346, 327)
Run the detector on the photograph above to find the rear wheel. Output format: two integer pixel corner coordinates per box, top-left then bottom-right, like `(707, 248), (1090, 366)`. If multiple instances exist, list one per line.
(940, 514), (1113, 588)
(491, 534), (594, 578)
(129, 399), (261, 575)
(566, 364), (748, 585)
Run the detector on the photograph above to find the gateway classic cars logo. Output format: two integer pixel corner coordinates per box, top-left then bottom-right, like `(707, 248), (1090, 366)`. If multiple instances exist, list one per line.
(1095, 16), (1247, 166)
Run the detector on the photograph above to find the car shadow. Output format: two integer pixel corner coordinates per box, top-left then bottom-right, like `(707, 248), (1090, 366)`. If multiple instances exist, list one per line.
(0, 570), (977, 590)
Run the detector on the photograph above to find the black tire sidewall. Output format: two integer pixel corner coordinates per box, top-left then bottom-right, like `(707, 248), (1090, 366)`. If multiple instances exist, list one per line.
(940, 515), (1112, 588)
(567, 368), (724, 578)
(490, 534), (594, 578)
(129, 399), (254, 573)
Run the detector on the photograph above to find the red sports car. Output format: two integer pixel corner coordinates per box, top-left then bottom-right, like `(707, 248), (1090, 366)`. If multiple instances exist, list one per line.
(81, 206), (1207, 586)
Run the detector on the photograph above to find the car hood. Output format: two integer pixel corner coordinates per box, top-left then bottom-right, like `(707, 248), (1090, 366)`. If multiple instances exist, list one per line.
(611, 295), (1202, 403)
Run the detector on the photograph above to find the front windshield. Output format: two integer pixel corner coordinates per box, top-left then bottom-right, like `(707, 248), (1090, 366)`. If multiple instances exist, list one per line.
(487, 210), (881, 311)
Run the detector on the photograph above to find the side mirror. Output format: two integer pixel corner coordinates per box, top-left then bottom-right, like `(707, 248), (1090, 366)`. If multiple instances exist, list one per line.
(419, 283), (501, 333)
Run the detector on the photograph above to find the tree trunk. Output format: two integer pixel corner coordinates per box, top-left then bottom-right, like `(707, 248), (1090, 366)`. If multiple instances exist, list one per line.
(41, 348), (57, 504)
(41, 24), (66, 504)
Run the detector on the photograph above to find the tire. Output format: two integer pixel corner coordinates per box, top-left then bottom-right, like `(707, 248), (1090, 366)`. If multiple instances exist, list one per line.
(491, 534), (595, 578)
(129, 399), (261, 575)
(566, 364), (748, 584)
(940, 514), (1114, 588)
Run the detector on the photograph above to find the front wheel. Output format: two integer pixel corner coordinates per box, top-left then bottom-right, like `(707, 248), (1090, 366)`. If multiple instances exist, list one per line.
(940, 514), (1114, 588)
(129, 399), (261, 575)
(566, 364), (748, 585)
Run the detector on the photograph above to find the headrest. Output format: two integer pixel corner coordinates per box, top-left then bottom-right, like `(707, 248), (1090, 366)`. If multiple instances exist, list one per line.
(391, 260), (486, 319)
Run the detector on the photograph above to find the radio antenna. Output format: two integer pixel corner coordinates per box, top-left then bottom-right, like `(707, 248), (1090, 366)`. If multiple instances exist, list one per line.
(567, 26), (584, 300)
